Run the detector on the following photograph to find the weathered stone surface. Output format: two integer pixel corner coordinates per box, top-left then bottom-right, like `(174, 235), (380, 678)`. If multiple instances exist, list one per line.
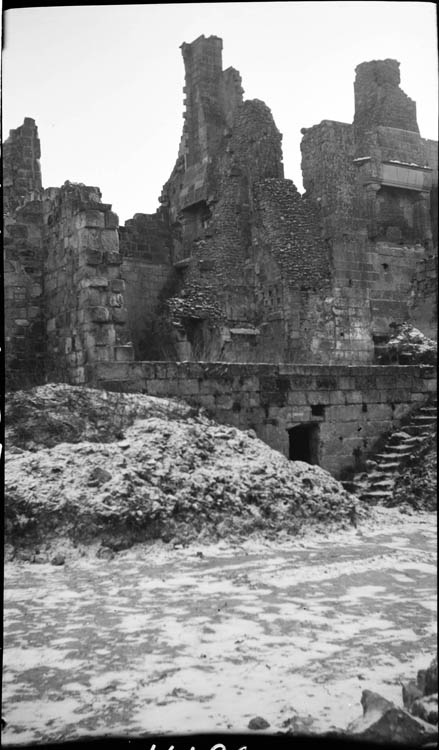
(411, 694), (438, 725)
(347, 689), (438, 744)
(87, 466), (112, 486)
(419, 655), (438, 697)
(248, 716), (270, 730)
(50, 553), (65, 566)
(91, 361), (435, 477)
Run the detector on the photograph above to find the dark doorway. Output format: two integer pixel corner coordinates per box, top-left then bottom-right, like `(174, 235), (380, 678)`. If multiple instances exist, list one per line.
(288, 423), (320, 465)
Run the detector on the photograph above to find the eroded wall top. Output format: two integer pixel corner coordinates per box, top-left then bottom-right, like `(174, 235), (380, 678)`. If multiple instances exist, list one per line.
(3, 117), (43, 215)
(353, 59), (419, 151)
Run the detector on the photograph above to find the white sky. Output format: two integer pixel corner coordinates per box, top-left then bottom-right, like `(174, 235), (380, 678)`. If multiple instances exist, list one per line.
(2, 2), (438, 223)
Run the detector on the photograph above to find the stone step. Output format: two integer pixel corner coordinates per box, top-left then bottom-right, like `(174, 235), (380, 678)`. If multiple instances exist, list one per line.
(411, 415), (437, 424)
(348, 400), (436, 504)
(369, 479), (395, 489)
(403, 425), (434, 436)
(376, 452), (411, 461)
(360, 468), (395, 479)
(360, 490), (394, 502)
(388, 443), (416, 453)
(400, 435), (425, 444)
(388, 431), (419, 445)
(354, 469), (394, 479)
(376, 461), (401, 470)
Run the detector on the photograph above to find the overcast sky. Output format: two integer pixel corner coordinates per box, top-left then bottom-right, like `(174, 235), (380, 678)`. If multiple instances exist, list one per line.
(3, 2), (438, 223)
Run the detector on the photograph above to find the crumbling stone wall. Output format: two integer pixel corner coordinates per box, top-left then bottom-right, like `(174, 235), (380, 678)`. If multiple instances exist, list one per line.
(350, 240), (429, 336)
(300, 120), (357, 238)
(161, 35), (340, 363)
(300, 58), (437, 350)
(90, 360), (436, 479)
(119, 212), (174, 359)
(410, 251), (438, 339)
(4, 41), (437, 387)
(161, 80), (288, 360)
(3, 117), (43, 214)
(4, 203), (45, 385)
(353, 59), (419, 154)
(3, 125), (134, 387)
(4, 119), (45, 385)
(253, 179), (335, 361)
(43, 182), (133, 383)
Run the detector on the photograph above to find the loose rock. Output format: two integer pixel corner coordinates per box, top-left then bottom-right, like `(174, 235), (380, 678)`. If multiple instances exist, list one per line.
(50, 553), (65, 566)
(411, 694), (438, 726)
(248, 716), (270, 730)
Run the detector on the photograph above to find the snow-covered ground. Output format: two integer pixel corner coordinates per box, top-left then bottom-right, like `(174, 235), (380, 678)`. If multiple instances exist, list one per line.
(3, 510), (436, 744)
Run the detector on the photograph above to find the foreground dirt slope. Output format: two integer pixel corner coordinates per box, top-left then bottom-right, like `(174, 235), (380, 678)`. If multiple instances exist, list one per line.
(5, 384), (359, 552)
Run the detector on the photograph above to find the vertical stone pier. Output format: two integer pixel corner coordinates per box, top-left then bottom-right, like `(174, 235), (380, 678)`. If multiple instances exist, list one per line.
(43, 182), (133, 384)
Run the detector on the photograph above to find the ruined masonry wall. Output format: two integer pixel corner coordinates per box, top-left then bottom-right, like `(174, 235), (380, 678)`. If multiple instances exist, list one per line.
(410, 251), (438, 339)
(300, 120), (357, 237)
(3, 119), (46, 384)
(119, 213), (174, 359)
(43, 183), (133, 384)
(90, 361), (436, 479)
(353, 59), (419, 153)
(366, 242), (430, 333)
(253, 179), (336, 362)
(3, 117), (42, 215)
(4, 202), (45, 384)
(165, 98), (285, 337)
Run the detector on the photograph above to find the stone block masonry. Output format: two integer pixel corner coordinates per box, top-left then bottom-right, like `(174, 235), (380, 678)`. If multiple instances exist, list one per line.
(43, 182), (133, 384)
(301, 56), (437, 350)
(90, 361), (436, 479)
(119, 212), (174, 359)
(4, 119), (45, 385)
(4, 201), (46, 385)
(3, 117), (43, 214)
(4, 39), (437, 394)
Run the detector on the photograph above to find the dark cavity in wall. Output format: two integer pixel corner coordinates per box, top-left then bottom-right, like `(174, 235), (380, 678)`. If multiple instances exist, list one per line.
(288, 423), (320, 465)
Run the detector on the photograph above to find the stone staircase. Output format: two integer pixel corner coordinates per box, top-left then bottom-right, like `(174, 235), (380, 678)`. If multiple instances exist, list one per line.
(345, 399), (437, 504)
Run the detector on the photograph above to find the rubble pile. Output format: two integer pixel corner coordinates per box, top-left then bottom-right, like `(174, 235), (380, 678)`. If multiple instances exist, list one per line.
(5, 382), (195, 449)
(379, 323), (437, 365)
(5, 384), (359, 553)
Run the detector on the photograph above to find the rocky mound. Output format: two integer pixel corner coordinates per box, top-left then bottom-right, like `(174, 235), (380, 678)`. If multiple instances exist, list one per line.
(5, 384), (359, 554)
(5, 382), (195, 449)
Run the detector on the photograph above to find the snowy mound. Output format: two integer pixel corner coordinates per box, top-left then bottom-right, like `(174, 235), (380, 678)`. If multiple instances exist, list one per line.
(383, 324), (437, 365)
(5, 385), (358, 550)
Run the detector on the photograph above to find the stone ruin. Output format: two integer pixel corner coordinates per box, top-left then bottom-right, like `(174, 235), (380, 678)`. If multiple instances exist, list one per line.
(3, 35), (437, 477)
